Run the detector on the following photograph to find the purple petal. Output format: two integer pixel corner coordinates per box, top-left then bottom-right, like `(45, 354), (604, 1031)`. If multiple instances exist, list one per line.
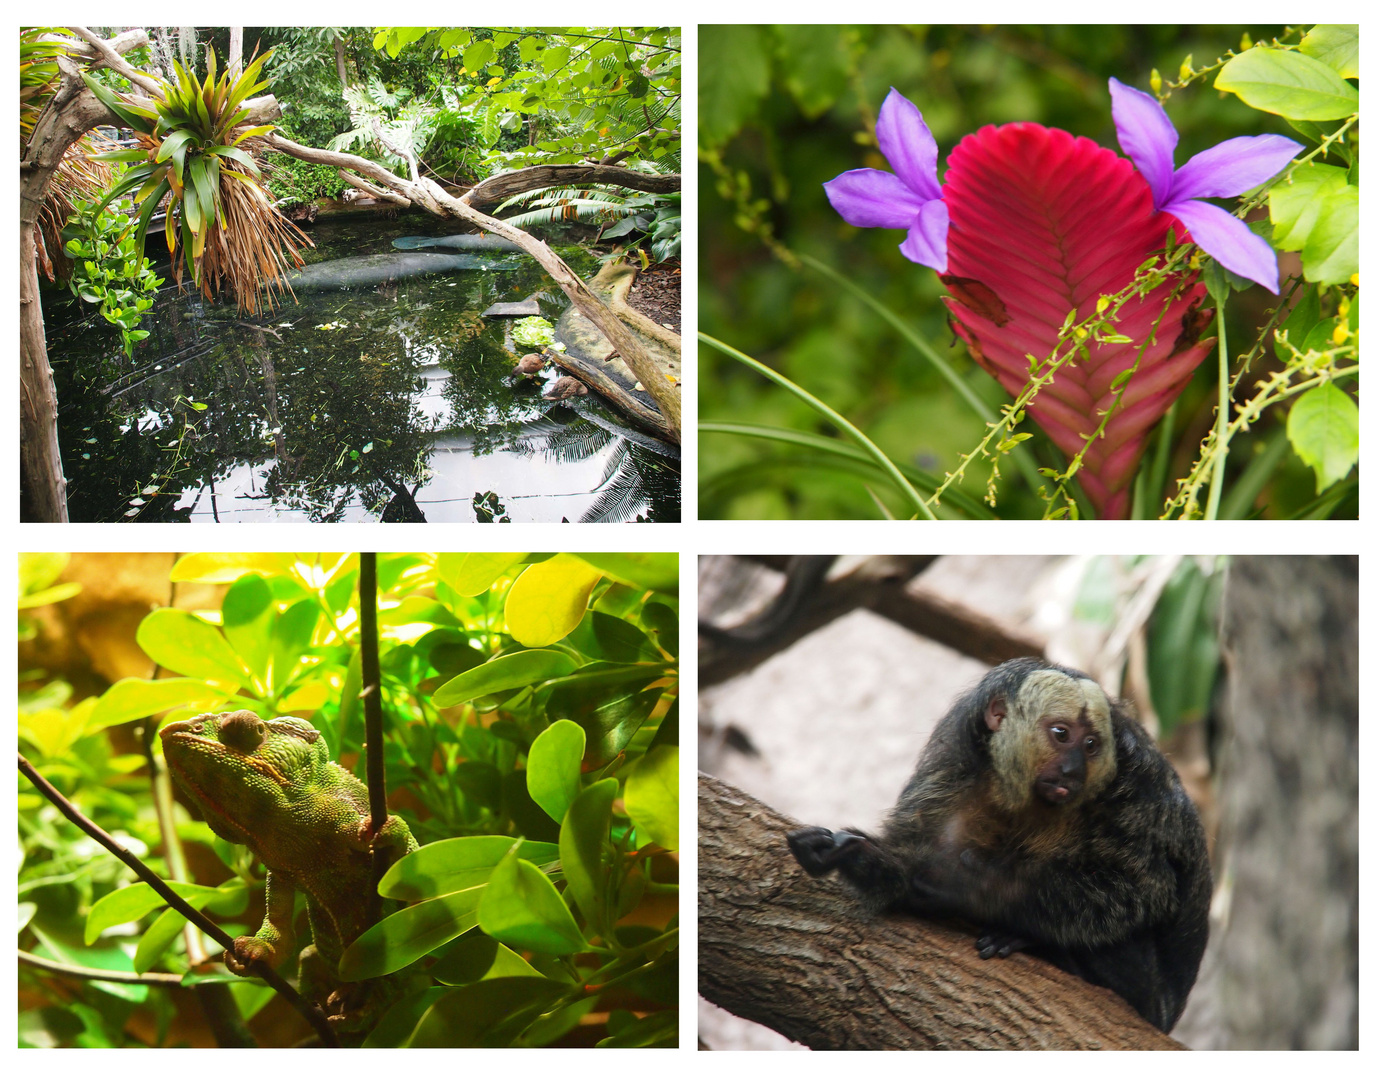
(898, 199), (949, 271)
(1165, 198), (1281, 293)
(823, 168), (926, 229)
(1170, 134), (1303, 202)
(876, 88), (941, 202)
(1109, 77), (1178, 208)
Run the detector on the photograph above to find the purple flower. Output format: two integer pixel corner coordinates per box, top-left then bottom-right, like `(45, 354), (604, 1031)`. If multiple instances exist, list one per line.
(1109, 77), (1301, 293)
(823, 88), (948, 272)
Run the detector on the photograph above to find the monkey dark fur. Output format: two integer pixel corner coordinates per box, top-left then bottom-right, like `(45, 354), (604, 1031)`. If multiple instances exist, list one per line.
(787, 658), (1210, 1033)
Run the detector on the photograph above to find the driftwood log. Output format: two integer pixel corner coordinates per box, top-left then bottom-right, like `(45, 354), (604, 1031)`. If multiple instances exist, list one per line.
(698, 772), (1181, 1050)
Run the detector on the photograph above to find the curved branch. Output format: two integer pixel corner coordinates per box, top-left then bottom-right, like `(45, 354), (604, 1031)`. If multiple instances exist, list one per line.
(698, 772), (1182, 1050)
(462, 165), (680, 208)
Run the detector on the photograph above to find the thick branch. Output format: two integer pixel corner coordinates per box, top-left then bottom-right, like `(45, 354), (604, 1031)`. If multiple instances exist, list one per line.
(462, 165), (680, 208)
(698, 772), (1182, 1050)
(265, 133), (680, 439)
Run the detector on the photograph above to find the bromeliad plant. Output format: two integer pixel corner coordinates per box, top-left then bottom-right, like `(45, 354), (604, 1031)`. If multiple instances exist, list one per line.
(82, 47), (310, 314)
(704, 26), (1358, 520)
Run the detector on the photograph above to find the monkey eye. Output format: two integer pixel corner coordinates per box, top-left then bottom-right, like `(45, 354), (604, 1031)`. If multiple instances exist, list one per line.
(1085, 736), (1098, 755)
(1049, 724), (1070, 742)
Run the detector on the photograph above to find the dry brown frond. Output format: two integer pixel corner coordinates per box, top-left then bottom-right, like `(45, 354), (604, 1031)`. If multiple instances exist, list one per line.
(197, 174), (313, 315)
(35, 129), (120, 282)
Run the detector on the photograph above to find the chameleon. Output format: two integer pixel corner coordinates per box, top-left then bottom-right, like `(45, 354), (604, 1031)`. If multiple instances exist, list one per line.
(160, 710), (417, 1031)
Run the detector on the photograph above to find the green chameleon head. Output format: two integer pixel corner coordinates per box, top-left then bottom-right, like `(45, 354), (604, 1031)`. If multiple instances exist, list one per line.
(160, 710), (331, 847)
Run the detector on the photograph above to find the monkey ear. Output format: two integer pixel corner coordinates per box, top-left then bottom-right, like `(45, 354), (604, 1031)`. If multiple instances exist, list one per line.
(985, 697), (1007, 732)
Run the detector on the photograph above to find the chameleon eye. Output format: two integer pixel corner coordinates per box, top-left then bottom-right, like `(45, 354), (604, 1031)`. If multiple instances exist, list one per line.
(220, 712), (267, 753)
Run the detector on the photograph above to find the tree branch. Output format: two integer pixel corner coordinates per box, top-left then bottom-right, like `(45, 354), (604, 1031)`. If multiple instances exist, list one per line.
(461, 165), (680, 208)
(698, 772), (1182, 1050)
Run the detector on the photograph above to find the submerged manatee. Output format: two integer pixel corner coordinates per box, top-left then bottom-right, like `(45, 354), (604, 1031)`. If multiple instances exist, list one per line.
(392, 234), (524, 253)
(286, 251), (526, 292)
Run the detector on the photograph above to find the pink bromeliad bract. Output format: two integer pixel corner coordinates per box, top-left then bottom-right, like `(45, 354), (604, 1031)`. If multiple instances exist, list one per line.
(940, 123), (1216, 518)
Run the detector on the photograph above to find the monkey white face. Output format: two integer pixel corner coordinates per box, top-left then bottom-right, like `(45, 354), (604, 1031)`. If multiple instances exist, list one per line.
(985, 668), (1116, 811)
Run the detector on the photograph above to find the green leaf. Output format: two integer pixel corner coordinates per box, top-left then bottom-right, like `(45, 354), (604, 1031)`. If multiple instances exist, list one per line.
(1298, 24), (1359, 79)
(699, 24), (771, 148)
(623, 746), (679, 851)
(463, 40), (495, 73)
(477, 853), (585, 955)
(504, 555), (604, 647)
(1287, 382), (1358, 492)
(574, 553), (679, 593)
(270, 599), (319, 695)
(1215, 47), (1359, 120)
(221, 573), (275, 685)
(89, 677), (227, 732)
(638, 602), (679, 658)
(527, 719), (586, 822)
(361, 986), (447, 1048)
(1278, 284), (1321, 345)
(564, 610), (661, 663)
(339, 886), (485, 980)
(435, 552), (529, 596)
(1299, 184), (1359, 287)
(135, 609), (249, 687)
(432, 650), (578, 708)
(559, 778), (617, 932)
(381, 836), (559, 902)
(1269, 163), (1349, 250)
(410, 977), (568, 1048)
(133, 907), (188, 973)
(85, 881), (241, 943)
(550, 681), (662, 767)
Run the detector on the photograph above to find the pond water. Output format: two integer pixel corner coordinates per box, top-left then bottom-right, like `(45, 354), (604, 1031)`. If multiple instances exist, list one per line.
(42, 213), (680, 522)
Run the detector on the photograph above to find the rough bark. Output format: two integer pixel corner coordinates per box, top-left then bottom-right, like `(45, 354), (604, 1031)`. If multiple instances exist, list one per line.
(461, 164), (680, 208)
(265, 133), (681, 441)
(698, 772), (1181, 1050)
(1197, 555), (1358, 1048)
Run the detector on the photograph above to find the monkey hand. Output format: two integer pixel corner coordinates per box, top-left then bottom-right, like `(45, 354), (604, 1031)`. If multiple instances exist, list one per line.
(975, 931), (1034, 960)
(787, 826), (868, 876)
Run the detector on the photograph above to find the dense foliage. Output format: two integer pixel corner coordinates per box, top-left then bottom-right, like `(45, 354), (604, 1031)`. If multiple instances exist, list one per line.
(699, 25), (1357, 519)
(19, 552), (679, 1047)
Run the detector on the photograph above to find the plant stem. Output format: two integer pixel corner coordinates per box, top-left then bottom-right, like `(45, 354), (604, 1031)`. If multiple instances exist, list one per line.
(699, 332), (933, 519)
(1205, 302), (1229, 520)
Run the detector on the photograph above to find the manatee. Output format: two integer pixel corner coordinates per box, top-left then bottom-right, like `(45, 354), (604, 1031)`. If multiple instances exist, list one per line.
(391, 234), (524, 252)
(285, 251), (526, 292)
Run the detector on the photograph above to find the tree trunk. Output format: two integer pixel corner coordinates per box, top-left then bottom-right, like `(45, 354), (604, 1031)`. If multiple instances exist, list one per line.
(333, 34), (349, 89)
(697, 772), (1181, 1050)
(227, 27), (242, 80)
(1194, 555), (1358, 1048)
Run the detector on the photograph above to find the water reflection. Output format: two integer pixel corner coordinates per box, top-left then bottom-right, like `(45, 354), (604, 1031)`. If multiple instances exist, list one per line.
(45, 213), (679, 522)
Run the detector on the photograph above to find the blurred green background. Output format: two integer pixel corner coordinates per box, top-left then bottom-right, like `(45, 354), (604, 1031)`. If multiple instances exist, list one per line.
(698, 25), (1337, 520)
